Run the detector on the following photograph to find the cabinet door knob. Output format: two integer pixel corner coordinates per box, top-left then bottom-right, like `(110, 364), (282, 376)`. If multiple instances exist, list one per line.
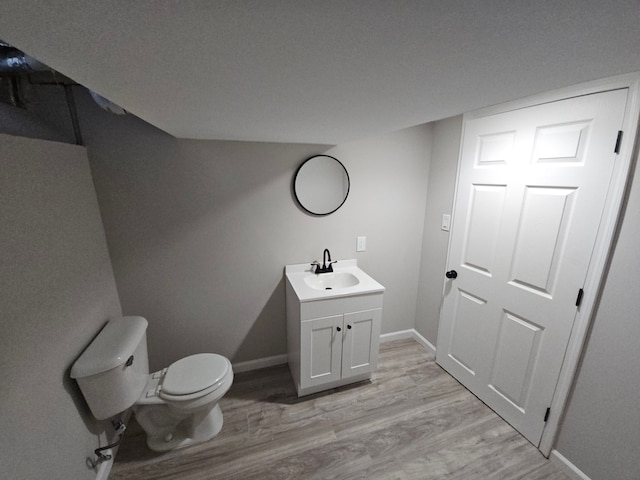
(336, 326), (341, 332)
(347, 324), (352, 329)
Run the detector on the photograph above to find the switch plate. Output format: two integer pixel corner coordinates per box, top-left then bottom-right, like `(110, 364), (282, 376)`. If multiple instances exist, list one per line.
(441, 214), (451, 231)
(357, 236), (366, 252)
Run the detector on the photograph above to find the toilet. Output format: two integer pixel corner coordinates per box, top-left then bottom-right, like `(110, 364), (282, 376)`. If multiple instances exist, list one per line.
(71, 316), (233, 452)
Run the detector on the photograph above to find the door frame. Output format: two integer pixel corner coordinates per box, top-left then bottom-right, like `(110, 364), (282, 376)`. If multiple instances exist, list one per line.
(442, 72), (640, 456)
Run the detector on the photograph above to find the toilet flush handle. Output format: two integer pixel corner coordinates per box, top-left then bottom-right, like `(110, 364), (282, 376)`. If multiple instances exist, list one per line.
(125, 355), (134, 367)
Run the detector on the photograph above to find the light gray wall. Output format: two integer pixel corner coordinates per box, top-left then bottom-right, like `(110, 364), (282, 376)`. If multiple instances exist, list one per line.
(76, 88), (432, 369)
(415, 116), (462, 345)
(554, 152), (640, 480)
(0, 134), (122, 479)
(326, 124), (433, 335)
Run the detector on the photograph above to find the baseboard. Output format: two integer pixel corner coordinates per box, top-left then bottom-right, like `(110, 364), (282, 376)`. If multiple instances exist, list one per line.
(380, 328), (436, 355)
(409, 329), (437, 354)
(379, 328), (415, 343)
(231, 329), (436, 375)
(550, 450), (592, 480)
(232, 353), (288, 373)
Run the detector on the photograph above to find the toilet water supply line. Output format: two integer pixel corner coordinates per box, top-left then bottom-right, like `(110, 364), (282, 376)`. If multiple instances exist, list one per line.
(94, 420), (127, 465)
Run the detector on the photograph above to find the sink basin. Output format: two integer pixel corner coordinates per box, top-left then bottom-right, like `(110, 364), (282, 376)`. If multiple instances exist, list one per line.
(303, 272), (360, 291)
(285, 259), (385, 302)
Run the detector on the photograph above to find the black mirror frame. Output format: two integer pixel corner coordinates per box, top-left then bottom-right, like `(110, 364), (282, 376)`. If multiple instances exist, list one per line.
(293, 155), (350, 216)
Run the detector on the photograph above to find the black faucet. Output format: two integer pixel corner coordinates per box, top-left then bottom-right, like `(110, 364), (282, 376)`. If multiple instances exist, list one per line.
(312, 248), (337, 274)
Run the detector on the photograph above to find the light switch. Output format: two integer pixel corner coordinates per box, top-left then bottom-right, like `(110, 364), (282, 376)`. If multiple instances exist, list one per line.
(441, 214), (451, 232)
(357, 236), (366, 252)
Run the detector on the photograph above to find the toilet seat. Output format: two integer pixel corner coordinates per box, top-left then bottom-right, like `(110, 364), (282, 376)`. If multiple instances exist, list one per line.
(160, 353), (231, 402)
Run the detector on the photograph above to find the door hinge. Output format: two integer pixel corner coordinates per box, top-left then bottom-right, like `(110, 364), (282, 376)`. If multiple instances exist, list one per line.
(575, 288), (584, 307)
(614, 130), (623, 154)
(544, 407), (551, 422)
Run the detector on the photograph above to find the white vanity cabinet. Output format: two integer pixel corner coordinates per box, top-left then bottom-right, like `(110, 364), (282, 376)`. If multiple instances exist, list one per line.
(300, 308), (382, 392)
(285, 262), (384, 397)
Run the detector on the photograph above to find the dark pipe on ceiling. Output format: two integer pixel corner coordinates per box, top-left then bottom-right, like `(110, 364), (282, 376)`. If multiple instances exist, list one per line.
(0, 45), (50, 74)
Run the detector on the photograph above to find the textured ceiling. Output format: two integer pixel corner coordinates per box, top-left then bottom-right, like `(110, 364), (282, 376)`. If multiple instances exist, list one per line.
(1, 1), (639, 144)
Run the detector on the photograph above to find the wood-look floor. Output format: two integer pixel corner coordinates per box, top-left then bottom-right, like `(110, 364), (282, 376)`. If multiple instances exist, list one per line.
(110, 339), (570, 480)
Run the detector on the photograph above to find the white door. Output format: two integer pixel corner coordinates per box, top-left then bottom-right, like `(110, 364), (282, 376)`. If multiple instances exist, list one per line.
(342, 309), (382, 378)
(300, 315), (342, 388)
(436, 89), (628, 445)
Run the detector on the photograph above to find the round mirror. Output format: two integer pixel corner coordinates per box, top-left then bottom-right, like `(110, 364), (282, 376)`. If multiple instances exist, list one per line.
(294, 155), (350, 215)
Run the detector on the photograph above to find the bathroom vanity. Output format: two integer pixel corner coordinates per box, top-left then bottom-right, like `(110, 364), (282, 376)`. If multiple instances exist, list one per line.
(285, 260), (385, 396)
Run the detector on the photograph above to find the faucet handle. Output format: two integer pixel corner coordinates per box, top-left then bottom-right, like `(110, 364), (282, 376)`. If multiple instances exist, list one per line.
(310, 261), (320, 272)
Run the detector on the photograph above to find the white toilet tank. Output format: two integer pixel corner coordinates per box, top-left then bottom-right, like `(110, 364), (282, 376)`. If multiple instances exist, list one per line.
(71, 316), (150, 420)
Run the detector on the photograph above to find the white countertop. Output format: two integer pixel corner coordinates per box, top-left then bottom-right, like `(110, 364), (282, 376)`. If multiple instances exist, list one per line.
(285, 259), (385, 302)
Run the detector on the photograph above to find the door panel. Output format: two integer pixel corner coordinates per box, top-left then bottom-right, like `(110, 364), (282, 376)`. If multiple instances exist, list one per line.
(463, 184), (507, 275)
(300, 315), (342, 388)
(476, 131), (515, 166)
(342, 309), (381, 378)
(488, 311), (543, 410)
(532, 121), (591, 164)
(437, 88), (628, 445)
(509, 186), (577, 296)
(448, 289), (487, 376)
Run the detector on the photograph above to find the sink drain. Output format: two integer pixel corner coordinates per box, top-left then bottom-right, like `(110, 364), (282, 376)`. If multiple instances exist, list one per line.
(325, 287), (332, 290)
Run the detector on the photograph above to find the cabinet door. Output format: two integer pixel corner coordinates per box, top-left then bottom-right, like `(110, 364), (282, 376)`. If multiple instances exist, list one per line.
(342, 309), (382, 379)
(300, 315), (343, 389)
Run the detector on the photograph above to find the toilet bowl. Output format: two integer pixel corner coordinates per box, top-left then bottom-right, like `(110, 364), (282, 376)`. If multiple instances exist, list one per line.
(134, 353), (233, 451)
(70, 316), (234, 452)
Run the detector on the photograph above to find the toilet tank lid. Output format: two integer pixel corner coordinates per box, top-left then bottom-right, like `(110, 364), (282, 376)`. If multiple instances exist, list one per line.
(71, 316), (148, 378)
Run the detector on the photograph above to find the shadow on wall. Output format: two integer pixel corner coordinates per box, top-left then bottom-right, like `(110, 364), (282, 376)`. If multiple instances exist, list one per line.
(0, 86), (79, 144)
(232, 277), (287, 363)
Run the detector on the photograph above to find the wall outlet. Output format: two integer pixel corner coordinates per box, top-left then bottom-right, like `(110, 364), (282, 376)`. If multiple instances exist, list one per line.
(441, 214), (451, 232)
(356, 236), (366, 252)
